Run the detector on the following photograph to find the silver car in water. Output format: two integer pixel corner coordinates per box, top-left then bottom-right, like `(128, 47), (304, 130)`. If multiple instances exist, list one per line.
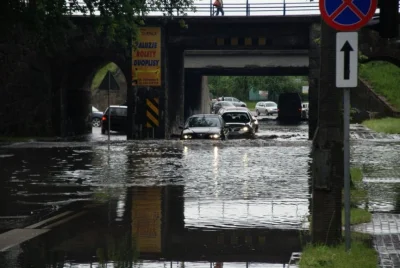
(255, 101), (278, 116)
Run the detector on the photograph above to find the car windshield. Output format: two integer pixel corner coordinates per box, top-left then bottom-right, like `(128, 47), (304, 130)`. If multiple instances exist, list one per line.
(106, 107), (127, 116)
(222, 112), (250, 123)
(187, 116), (221, 128)
(265, 103), (276, 107)
(220, 102), (235, 107)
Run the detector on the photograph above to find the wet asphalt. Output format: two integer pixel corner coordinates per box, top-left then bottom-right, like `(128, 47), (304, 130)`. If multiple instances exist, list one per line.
(0, 117), (399, 267)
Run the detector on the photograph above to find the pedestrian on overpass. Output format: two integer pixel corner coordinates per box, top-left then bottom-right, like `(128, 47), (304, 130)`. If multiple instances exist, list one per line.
(213, 0), (224, 16)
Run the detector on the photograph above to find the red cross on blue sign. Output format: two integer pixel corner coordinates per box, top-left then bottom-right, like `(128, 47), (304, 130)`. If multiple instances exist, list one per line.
(319, 0), (377, 31)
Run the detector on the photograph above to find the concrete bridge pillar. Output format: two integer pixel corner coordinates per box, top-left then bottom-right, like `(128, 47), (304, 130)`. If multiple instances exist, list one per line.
(166, 48), (185, 137)
(311, 21), (343, 245)
(308, 24), (320, 140)
(184, 72), (210, 119)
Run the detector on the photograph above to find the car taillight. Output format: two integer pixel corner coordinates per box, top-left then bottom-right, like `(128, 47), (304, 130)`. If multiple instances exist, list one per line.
(299, 108), (302, 111)
(102, 116), (107, 121)
(277, 109), (280, 112)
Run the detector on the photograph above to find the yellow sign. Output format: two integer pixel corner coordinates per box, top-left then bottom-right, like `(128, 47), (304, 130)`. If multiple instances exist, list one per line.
(131, 187), (162, 253)
(132, 27), (162, 87)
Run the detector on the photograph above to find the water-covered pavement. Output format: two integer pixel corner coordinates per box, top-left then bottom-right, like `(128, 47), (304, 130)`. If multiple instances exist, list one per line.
(0, 119), (399, 267)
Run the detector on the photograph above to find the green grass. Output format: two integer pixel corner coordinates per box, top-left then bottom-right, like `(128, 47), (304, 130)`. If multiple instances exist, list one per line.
(350, 168), (363, 183)
(309, 167), (371, 227)
(362, 117), (400, 134)
(91, 62), (118, 90)
(299, 240), (377, 268)
(359, 61), (400, 111)
(342, 208), (372, 225)
(300, 169), (375, 267)
(245, 101), (257, 110)
(349, 167), (368, 206)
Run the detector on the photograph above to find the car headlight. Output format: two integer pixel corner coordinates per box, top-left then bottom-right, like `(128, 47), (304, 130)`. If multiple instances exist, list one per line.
(241, 126), (249, 132)
(210, 134), (220, 139)
(183, 134), (192, 139)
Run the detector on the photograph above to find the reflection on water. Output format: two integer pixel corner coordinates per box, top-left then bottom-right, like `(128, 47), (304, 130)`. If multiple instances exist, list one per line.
(3, 121), (399, 266)
(0, 186), (308, 267)
(352, 141), (400, 212)
(0, 141), (312, 231)
(184, 199), (308, 229)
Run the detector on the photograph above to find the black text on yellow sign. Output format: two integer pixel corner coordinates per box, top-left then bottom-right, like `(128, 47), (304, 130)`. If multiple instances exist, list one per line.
(146, 98), (159, 128)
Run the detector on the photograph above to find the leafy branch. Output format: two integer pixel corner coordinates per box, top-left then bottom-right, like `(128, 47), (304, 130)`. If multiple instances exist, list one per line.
(1, 0), (195, 51)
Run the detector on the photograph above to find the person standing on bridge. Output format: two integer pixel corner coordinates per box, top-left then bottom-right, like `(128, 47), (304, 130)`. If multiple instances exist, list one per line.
(213, 0), (224, 16)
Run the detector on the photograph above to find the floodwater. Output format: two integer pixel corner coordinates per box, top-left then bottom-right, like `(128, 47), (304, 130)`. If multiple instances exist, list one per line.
(0, 118), (399, 267)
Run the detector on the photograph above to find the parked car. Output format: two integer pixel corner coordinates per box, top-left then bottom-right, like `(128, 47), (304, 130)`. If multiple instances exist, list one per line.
(217, 97), (247, 107)
(101, 105), (128, 134)
(92, 106), (103, 127)
(180, 114), (228, 140)
(301, 102), (309, 120)
(218, 108), (257, 139)
(212, 101), (235, 114)
(218, 106), (258, 132)
(277, 93), (302, 122)
(255, 101), (278, 116)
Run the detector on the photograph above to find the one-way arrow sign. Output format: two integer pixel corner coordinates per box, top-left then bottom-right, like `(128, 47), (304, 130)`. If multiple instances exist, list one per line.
(336, 32), (358, 88)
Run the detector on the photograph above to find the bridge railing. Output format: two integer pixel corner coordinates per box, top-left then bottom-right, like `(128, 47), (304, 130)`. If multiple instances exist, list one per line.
(67, 0), (400, 17)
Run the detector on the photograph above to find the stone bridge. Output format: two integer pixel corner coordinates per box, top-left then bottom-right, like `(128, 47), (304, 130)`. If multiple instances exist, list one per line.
(0, 15), (399, 139)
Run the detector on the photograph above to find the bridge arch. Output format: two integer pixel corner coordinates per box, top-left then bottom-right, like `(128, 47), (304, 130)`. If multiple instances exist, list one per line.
(57, 46), (130, 136)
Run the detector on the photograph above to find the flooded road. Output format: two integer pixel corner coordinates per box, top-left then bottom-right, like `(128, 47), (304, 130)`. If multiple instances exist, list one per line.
(0, 119), (399, 267)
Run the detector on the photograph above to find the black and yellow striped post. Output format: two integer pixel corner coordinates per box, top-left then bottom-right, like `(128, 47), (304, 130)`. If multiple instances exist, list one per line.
(145, 98), (159, 128)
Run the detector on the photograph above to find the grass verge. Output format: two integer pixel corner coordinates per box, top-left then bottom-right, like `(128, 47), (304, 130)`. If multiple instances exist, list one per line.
(342, 208), (372, 225)
(301, 168), (376, 267)
(362, 117), (400, 134)
(350, 167), (363, 183)
(245, 101), (257, 110)
(299, 240), (377, 268)
(359, 61), (400, 111)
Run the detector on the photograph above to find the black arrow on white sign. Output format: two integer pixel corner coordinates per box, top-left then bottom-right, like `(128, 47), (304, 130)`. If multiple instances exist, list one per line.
(340, 41), (354, 80)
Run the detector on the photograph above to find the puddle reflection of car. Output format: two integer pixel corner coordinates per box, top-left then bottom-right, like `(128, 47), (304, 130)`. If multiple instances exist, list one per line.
(218, 109), (256, 139)
(180, 114), (228, 140)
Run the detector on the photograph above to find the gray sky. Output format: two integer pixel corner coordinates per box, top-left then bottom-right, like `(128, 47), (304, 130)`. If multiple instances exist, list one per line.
(185, 0), (320, 16)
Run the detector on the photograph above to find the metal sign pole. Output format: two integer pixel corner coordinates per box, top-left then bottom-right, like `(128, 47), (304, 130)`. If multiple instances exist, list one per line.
(343, 88), (351, 251)
(108, 71), (111, 145)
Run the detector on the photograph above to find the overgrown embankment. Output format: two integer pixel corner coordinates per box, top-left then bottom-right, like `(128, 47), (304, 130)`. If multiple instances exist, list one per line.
(359, 61), (400, 111)
(359, 61), (400, 133)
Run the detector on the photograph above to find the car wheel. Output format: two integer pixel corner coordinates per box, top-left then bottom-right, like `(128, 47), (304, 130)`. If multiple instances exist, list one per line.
(256, 109), (260, 116)
(92, 118), (101, 127)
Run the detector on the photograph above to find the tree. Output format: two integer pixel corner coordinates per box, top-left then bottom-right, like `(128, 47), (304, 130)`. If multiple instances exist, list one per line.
(208, 76), (308, 101)
(0, 0), (195, 50)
